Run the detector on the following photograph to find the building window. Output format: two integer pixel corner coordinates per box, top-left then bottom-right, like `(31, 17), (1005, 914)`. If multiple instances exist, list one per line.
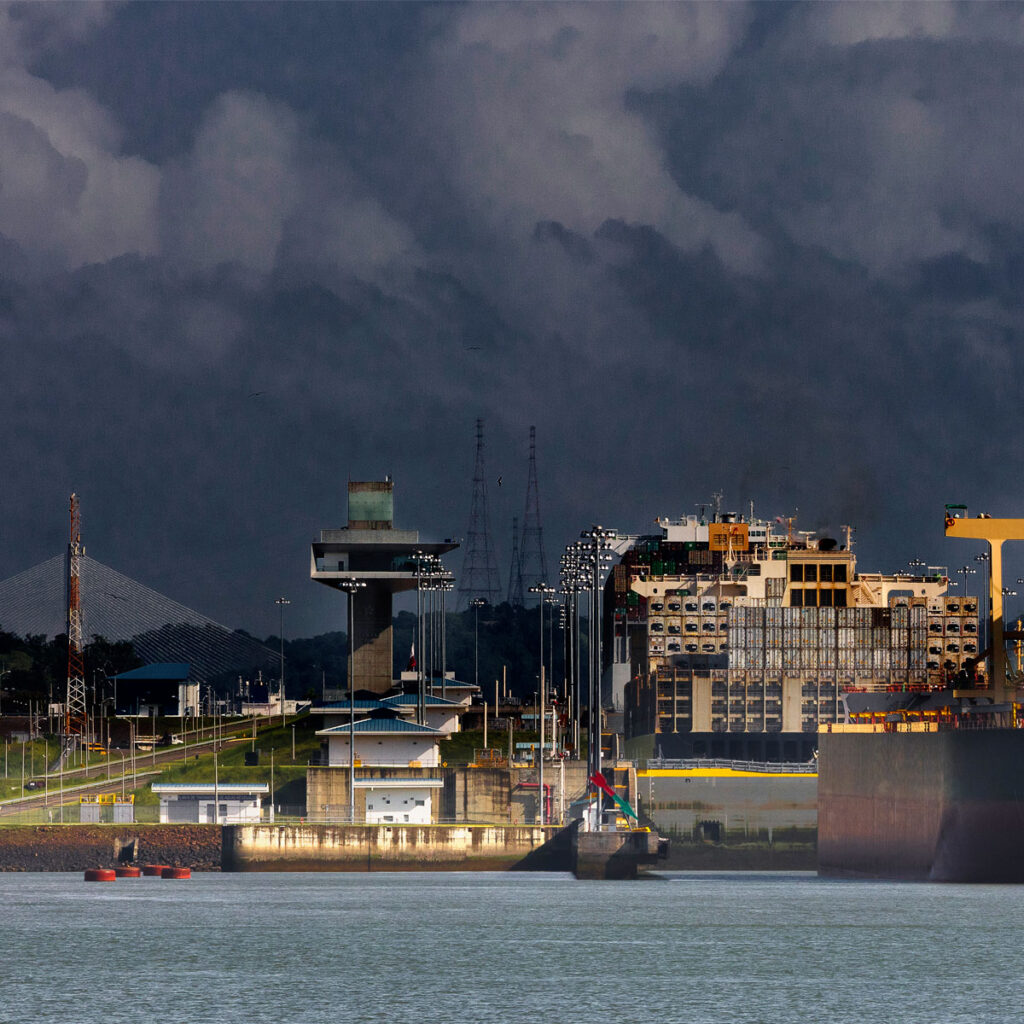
(834, 589), (847, 607)
(804, 564), (817, 582)
(791, 589), (803, 607)
(834, 565), (847, 583)
(820, 590), (833, 606)
(804, 589), (818, 606)
(820, 564), (833, 582)
(790, 565), (803, 582)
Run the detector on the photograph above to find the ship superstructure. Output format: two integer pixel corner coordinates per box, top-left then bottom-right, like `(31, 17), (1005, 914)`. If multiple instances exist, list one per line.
(617, 508), (979, 760)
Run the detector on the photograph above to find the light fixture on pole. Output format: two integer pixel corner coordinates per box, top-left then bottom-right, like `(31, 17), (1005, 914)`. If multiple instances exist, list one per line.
(528, 582), (557, 825)
(471, 598), (486, 691)
(580, 526), (617, 831)
(337, 578), (366, 824)
(275, 597), (290, 727)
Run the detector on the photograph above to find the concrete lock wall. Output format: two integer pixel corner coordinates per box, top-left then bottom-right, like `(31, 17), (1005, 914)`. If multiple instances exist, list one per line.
(222, 823), (559, 871)
(307, 766), (442, 821)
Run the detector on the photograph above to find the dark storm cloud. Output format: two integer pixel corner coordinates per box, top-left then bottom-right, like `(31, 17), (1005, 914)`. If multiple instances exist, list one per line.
(2, 1), (1024, 637)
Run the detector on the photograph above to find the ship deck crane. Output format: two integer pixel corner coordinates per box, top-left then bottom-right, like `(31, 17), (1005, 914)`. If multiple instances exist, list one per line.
(944, 505), (1024, 699)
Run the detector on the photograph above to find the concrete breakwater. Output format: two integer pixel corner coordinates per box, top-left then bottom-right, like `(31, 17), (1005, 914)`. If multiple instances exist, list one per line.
(0, 825), (221, 871)
(222, 823), (565, 872)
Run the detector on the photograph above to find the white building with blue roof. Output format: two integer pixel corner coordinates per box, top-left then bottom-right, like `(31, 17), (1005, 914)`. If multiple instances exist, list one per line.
(314, 709), (444, 824)
(317, 711), (443, 768)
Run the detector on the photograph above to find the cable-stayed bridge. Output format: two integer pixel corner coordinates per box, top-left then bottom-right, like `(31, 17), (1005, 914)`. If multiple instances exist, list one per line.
(0, 554), (276, 681)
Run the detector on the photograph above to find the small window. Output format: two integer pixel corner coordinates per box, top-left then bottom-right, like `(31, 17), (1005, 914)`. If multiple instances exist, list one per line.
(790, 565), (803, 582)
(820, 590), (833, 606)
(834, 590), (847, 607)
(834, 565), (847, 583)
(820, 564), (833, 583)
(791, 589), (803, 607)
(804, 589), (818, 606)
(414, 799), (425, 807)
(804, 564), (818, 582)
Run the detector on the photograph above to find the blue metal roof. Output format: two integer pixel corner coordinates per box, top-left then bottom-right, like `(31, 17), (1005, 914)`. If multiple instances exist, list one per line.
(113, 662), (190, 682)
(313, 700), (390, 711)
(383, 694), (461, 708)
(317, 717), (441, 736)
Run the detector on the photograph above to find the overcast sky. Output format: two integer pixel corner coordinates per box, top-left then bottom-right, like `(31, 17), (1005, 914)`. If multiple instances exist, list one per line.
(2, 1), (1023, 638)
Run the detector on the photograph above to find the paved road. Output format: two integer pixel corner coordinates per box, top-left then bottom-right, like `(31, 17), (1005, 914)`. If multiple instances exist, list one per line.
(0, 722), (269, 816)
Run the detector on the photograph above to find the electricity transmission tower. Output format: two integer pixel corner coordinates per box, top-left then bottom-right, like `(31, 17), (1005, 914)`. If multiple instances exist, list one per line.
(457, 419), (502, 610)
(65, 493), (87, 742)
(507, 516), (524, 607)
(519, 426), (549, 603)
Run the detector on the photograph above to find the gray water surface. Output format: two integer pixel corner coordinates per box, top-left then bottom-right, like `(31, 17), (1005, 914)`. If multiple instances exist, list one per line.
(0, 871), (1018, 1024)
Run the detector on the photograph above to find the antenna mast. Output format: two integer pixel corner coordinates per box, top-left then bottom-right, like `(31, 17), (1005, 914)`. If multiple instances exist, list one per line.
(519, 426), (549, 603)
(65, 494), (87, 740)
(457, 419), (502, 610)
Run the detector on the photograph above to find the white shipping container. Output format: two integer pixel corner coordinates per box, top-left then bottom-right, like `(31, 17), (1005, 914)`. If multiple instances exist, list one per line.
(766, 648), (782, 671)
(873, 648), (890, 671)
(820, 646), (836, 669)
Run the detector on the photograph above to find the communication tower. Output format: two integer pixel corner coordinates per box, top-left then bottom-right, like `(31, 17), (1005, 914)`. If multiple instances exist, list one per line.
(507, 516), (524, 607)
(65, 494), (87, 739)
(457, 419), (502, 610)
(519, 426), (549, 603)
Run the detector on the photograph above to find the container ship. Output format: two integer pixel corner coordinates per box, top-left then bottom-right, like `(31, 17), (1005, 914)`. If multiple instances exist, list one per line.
(613, 503), (980, 765)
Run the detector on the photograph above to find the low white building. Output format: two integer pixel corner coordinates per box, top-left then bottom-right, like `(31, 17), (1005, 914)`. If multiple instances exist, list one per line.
(317, 712), (442, 768)
(358, 777), (444, 824)
(152, 783), (269, 824)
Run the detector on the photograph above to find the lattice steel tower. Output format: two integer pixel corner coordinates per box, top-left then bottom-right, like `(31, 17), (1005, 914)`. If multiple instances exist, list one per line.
(457, 419), (502, 610)
(519, 426), (549, 603)
(507, 516), (524, 607)
(65, 493), (87, 739)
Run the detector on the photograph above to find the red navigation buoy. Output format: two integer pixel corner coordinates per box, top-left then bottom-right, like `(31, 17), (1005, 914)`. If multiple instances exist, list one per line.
(161, 867), (191, 879)
(142, 864), (169, 876)
(84, 869), (116, 882)
(114, 867), (142, 878)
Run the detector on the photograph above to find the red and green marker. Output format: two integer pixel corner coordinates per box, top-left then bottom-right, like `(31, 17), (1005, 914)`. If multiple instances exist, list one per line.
(589, 771), (638, 823)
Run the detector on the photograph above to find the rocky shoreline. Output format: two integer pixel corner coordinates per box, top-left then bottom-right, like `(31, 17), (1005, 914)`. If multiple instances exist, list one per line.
(0, 825), (222, 871)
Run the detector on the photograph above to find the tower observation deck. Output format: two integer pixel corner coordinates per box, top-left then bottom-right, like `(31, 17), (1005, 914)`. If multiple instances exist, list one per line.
(310, 481), (458, 693)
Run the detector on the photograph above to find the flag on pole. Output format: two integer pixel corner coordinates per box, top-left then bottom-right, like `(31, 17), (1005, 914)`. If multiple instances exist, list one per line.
(407, 644), (416, 670)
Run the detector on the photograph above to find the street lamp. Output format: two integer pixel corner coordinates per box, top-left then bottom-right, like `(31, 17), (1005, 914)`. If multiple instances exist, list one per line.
(275, 597), (290, 727)
(471, 598), (486, 691)
(337, 579), (366, 824)
(528, 583), (557, 825)
(580, 526), (617, 830)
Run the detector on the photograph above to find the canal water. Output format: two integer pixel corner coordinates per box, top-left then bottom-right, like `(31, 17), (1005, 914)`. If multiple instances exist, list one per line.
(1, 870), (1020, 1023)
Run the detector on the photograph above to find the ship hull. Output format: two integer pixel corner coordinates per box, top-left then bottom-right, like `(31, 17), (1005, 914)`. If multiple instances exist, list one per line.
(818, 729), (1024, 882)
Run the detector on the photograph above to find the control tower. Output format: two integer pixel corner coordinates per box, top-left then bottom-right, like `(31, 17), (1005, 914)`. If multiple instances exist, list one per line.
(311, 481), (458, 694)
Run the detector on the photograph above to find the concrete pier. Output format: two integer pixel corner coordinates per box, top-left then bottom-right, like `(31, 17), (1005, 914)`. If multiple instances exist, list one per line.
(572, 828), (664, 880)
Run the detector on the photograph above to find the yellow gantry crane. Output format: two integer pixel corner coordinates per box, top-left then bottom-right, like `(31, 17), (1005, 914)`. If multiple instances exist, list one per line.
(944, 505), (1024, 699)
